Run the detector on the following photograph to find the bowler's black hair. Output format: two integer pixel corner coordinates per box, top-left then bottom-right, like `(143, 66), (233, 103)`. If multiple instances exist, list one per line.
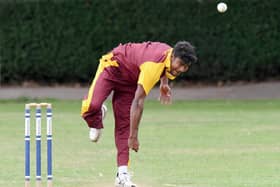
(173, 41), (198, 66)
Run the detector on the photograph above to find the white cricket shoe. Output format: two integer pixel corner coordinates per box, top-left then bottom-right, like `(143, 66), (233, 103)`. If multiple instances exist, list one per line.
(115, 172), (137, 187)
(89, 104), (107, 142)
(89, 128), (101, 142)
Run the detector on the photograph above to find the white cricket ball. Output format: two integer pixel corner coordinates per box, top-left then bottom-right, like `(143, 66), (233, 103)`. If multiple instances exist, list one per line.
(217, 2), (227, 13)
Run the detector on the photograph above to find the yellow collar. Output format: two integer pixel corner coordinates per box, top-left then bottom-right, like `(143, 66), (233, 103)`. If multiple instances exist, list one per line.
(163, 49), (176, 80)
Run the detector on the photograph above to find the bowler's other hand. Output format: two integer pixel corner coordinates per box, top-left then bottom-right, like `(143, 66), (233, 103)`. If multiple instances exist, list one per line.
(128, 137), (139, 152)
(159, 84), (172, 104)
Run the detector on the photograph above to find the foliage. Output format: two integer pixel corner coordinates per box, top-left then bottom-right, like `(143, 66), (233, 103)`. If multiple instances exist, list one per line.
(1, 0), (280, 84)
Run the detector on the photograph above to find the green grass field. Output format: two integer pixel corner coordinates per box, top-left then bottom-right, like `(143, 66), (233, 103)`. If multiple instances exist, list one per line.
(0, 99), (280, 187)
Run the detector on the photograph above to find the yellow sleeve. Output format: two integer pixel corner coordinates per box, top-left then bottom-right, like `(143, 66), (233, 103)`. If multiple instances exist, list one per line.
(137, 61), (165, 95)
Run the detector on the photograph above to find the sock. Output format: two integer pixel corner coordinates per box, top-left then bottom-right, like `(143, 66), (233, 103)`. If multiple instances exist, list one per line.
(118, 165), (128, 174)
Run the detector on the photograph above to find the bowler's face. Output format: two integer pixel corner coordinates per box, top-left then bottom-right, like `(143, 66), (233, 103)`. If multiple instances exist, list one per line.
(169, 56), (190, 77)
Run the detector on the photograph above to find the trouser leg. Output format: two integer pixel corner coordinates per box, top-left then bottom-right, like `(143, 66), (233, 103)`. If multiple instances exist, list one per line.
(81, 68), (113, 129)
(112, 88), (136, 166)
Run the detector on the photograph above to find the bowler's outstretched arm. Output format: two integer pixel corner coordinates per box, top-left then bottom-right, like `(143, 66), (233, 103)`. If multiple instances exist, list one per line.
(128, 84), (146, 152)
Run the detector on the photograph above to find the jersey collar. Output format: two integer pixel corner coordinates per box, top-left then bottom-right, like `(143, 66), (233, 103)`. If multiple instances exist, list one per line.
(163, 49), (176, 80)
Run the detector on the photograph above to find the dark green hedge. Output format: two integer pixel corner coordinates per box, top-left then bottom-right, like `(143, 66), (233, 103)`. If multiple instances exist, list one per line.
(1, 0), (280, 84)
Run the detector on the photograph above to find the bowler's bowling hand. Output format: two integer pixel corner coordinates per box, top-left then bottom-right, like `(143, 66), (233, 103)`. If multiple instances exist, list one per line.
(128, 136), (139, 152)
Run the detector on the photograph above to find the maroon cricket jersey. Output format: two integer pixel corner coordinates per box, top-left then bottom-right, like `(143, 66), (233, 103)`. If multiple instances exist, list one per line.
(111, 41), (172, 94)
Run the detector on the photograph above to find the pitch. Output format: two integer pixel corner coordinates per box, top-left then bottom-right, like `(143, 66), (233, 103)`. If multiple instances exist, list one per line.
(1, 99), (280, 187)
